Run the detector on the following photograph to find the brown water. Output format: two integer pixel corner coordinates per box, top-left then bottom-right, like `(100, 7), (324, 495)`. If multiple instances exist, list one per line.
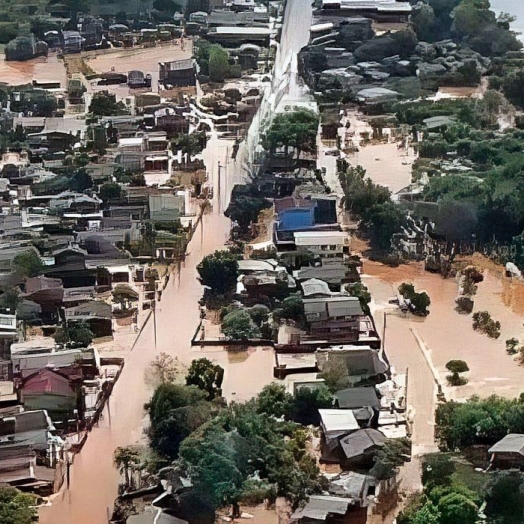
(0, 54), (67, 87)
(39, 130), (275, 522)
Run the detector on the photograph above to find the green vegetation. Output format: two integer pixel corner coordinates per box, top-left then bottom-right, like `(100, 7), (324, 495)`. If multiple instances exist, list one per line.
(89, 92), (128, 116)
(338, 162), (405, 250)
(12, 250), (44, 278)
(145, 383), (217, 460)
(185, 358), (224, 400)
(262, 109), (319, 161)
(369, 437), (411, 480)
(445, 360), (469, 386)
(346, 282), (371, 315)
(197, 250), (239, 295)
(221, 309), (261, 340)
(435, 395), (524, 450)
(54, 321), (94, 347)
(145, 352), (180, 387)
(99, 182), (123, 202)
(472, 310), (501, 338)
(484, 470), (524, 524)
(194, 40), (231, 82)
(398, 282), (431, 316)
(0, 487), (37, 524)
(225, 186), (271, 234)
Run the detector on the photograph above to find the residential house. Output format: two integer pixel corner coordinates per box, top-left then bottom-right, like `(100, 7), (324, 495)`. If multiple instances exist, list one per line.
(20, 368), (77, 419)
(488, 434), (524, 470)
(275, 196), (316, 231)
(0, 409), (56, 451)
(149, 193), (185, 222)
(22, 276), (64, 325)
(45, 248), (97, 288)
(159, 59), (196, 88)
(64, 301), (112, 338)
(316, 345), (388, 387)
(320, 0), (412, 22)
(0, 312), (18, 361)
(206, 26), (271, 46)
(294, 231), (350, 259)
(290, 495), (366, 524)
(319, 408), (359, 454)
(12, 346), (99, 379)
(334, 387), (381, 410)
(295, 261), (360, 292)
(339, 428), (387, 470)
(304, 296), (363, 343)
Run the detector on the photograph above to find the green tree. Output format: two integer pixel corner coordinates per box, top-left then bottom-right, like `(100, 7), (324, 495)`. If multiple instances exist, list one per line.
(114, 446), (142, 490)
(280, 294), (304, 321)
(256, 383), (293, 419)
(436, 492), (478, 524)
(225, 194), (271, 233)
(290, 385), (333, 425)
(99, 182), (122, 202)
(370, 438), (411, 480)
(186, 358), (224, 400)
(70, 168), (93, 192)
(0, 288), (20, 313)
(197, 250), (239, 295)
(208, 45), (231, 83)
(0, 487), (37, 524)
(346, 283), (371, 314)
(263, 109), (319, 161)
(145, 383), (214, 459)
(89, 91), (127, 116)
(451, 0), (494, 39)
(446, 360), (469, 386)
(153, 0), (177, 11)
(421, 453), (456, 489)
(484, 470), (524, 524)
(112, 284), (138, 312)
(222, 309), (261, 340)
(54, 321), (94, 347)
(472, 310), (501, 338)
(12, 250), (44, 278)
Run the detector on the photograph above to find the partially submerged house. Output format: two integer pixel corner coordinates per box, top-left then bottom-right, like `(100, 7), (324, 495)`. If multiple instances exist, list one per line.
(339, 429), (387, 470)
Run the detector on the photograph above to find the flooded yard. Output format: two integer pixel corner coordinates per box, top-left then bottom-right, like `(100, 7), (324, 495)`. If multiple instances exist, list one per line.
(362, 259), (524, 402)
(0, 53), (67, 87)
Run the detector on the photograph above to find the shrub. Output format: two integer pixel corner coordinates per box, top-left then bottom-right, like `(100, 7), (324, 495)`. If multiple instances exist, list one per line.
(472, 311), (501, 339)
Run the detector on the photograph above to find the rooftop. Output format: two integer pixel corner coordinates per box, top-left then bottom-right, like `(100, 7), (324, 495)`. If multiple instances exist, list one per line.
(334, 387), (380, 409)
(339, 428), (386, 459)
(319, 409), (359, 433)
(489, 434), (524, 455)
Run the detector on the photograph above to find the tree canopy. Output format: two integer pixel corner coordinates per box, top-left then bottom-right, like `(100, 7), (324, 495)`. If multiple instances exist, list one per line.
(197, 250), (239, 295)
(186, 358), (224, 400)
(221, 309), (261, 340)
(12, 250), (44, 278)
(263, 109), (319, 160)
(0, 487), (37, 524)
(435, 395), (524, 450)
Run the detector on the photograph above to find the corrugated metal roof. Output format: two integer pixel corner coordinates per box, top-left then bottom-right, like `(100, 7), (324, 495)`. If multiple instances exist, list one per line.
(489, 434), (524, 455)
(339, 428), (386, 459)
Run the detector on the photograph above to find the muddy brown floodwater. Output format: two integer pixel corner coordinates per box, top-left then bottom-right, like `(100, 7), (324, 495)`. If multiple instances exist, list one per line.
(0, 54), (67, 87)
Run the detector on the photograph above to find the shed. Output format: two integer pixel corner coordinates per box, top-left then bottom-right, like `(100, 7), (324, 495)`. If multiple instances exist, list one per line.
(488, 434), (524, 469)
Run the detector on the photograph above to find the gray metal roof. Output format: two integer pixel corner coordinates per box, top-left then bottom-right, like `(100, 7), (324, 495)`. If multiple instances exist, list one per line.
(489, 434), (524, 455)
(339, 429), (386, 459)
(291, 495), (352, 522)
(334, 387), (380, 409)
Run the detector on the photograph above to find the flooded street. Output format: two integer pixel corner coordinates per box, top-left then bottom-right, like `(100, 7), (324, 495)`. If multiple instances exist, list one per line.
(38, 131), (274, 522)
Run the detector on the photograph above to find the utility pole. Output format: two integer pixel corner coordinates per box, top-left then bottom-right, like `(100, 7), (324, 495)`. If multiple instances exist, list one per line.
(152, 299), (157, 350)
(217, 161), (222, 213)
